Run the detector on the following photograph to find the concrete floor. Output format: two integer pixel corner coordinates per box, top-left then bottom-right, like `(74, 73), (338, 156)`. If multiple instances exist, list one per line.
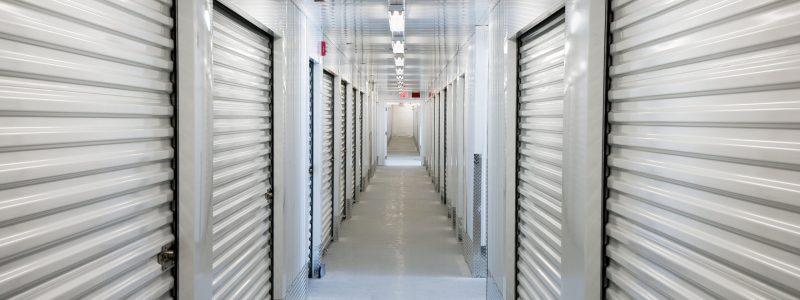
(385, 136), (422, 166)
(308, 138), (485, 300)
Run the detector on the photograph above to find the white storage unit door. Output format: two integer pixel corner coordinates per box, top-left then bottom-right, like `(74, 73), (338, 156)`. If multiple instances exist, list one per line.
(350, 88), (357, 201)
(321, 72), (335, 251)
(515, 10), (565, 300)
(211, 7), (273, 300)
(338, 81), (347, 219)
(0, 1), (175, 299)
(357, 92), (364, 190)
(605, 1), (800, 299)
(440, 91), (446, 195)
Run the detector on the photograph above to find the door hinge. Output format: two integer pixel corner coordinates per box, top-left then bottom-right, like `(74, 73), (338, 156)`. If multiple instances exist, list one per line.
(157, 245), (175, 271)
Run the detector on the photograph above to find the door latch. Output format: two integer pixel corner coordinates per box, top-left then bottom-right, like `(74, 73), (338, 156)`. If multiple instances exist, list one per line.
(157, 245), (175, 271)
(265, 189), (274, 204)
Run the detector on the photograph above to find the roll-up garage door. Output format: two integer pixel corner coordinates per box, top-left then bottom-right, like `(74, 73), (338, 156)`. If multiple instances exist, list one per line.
(0, 1), (176, 298)
(338, 81), (347, 220)
(355, 91), (361, 192)
(515, 10), (565, 300)
(321, 72), (335, 251)
(435, 93), (440, 187)
(440, 91), (446, 198)
(211, 7), (273, 299)
(358, 92), (364, 191)
(351, 88), (357, 201)
(605, 1), (800, 298)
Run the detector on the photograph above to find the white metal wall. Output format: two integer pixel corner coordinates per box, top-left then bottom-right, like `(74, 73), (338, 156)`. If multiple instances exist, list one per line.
(515, 11), (565, 300)
(362, 91), (372, 182)
(0, 1), (176, 298)
(320, 72), (334, 251)
(605, 1), (800, 298)
(210, 7), (272, 299)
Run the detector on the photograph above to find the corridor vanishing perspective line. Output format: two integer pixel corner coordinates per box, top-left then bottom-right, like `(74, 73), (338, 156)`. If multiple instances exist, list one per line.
(309, 138), (484, 300)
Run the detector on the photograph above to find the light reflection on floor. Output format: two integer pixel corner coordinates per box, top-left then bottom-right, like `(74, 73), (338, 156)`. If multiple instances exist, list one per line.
(308, 137), (485, 300)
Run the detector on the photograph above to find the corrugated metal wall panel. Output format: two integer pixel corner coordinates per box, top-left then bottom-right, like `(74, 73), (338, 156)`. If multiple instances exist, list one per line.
(350, 88), (357, 201)
(360, 92), (365, 190)
(443, 89), (449, 206)
(605, 1), (800, 298)
(338, 81), (347, 220)
(321, 72), (334, 251)
(438, 92), (444, 191)
(211, 7), (272, 300)
(516, 11), (565, 300)
(0, 1), (175, 299)
(356, 92), (362, 192)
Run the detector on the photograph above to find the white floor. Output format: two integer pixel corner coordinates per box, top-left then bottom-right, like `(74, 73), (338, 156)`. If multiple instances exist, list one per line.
(308, 138), (485, 300)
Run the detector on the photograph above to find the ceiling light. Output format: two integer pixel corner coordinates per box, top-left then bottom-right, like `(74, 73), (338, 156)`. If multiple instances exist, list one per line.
(392, 41), (404, 54)
(394, 56), (404, 67)
(388, 10), (404, 33)
(396, 67), (404, 75)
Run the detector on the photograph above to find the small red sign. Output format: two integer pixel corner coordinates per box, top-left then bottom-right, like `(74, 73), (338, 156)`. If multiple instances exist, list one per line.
(411, 91), (421, 98)
(321, 41), (327, 56)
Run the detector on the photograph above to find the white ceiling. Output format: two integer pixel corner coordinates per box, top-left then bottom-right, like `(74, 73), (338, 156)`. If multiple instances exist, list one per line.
(316, 0), (481, 92)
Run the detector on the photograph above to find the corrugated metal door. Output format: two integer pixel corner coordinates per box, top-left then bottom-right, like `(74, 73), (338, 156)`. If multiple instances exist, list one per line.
(211, 7), (273, 299)
(358, 92), (364, 191)
(515, 10), (565, 300)
(350, 88), (357, 202)
(436, 93), (441, 189)
(605, 1), (800, 298)
(441, 90), (447, 199)
(0, 1), (176, 298)
(321, 72), (334, 251)
(338, 81), (347, 220)
(355, 92), (362, 192)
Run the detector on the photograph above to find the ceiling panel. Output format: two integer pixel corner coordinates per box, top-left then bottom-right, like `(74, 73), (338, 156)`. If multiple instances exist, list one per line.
(315, 0), (480, 92)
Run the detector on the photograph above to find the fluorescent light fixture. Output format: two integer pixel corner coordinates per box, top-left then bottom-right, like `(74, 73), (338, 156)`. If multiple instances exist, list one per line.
(394, 56), (404, 67)
(396, 67), (404, 75)
(388, 10), (404, 33)
(392, 41), (404, 54)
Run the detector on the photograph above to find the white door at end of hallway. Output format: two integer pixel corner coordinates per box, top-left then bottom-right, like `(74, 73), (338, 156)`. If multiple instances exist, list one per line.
(391, 104), (414, 138)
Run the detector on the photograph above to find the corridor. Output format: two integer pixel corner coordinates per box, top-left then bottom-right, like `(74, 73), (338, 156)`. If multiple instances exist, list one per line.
(2, 0), (799, 299)
(309, 139), (484, 299)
